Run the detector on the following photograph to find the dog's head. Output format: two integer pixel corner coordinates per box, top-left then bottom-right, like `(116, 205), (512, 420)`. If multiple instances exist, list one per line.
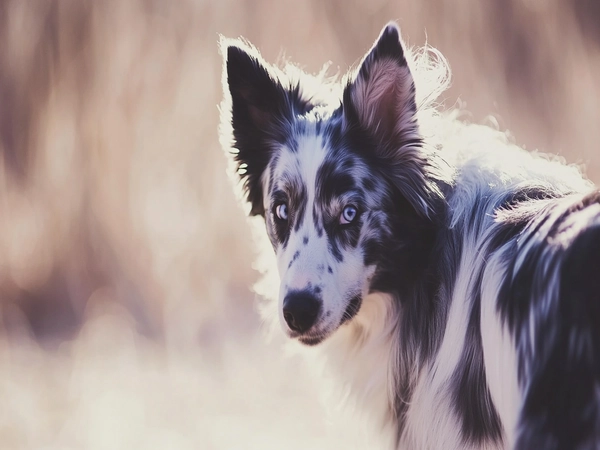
(221, 23), (442, 345)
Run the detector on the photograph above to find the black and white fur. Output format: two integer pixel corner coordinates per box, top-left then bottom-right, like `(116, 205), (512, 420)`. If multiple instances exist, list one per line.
(219, 23), (600, 449)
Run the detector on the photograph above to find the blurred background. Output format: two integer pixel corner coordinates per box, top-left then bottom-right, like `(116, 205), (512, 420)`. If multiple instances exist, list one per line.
(0, 0), (598, 448)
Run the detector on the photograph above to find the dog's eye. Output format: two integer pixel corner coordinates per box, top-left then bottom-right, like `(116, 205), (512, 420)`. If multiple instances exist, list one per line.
(340, 205), (358, 225)
(275, 203), (288, 220)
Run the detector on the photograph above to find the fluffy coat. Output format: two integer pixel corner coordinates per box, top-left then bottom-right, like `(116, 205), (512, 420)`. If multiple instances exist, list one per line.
(220, 23), (600, 449)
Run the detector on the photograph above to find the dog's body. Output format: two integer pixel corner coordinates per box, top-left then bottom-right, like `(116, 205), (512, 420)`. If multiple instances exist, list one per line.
(220, 23), (600, 449)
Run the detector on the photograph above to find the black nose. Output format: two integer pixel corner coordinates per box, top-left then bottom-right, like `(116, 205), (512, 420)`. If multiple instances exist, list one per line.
(283, 290), (321, 333)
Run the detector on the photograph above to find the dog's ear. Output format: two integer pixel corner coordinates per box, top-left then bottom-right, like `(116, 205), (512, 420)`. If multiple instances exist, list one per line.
(343, 23), (418, 147)
(222, 41), (294, 216)
(343, 23), (437, 217)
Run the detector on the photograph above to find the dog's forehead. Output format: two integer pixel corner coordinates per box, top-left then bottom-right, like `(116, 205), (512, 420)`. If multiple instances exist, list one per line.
(271, 123), (332, 181)
(269, 120), (364, 194)
(275, 133), (327, 181)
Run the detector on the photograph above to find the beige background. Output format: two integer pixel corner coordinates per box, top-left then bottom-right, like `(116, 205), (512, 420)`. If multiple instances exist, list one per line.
(0, 1), (598, 448)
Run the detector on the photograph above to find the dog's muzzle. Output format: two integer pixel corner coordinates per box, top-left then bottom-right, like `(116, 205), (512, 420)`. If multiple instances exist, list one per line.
(282, 290), (321, 333)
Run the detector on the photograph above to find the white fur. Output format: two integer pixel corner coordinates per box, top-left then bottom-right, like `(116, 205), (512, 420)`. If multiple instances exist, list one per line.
(481, 246), (521, 447)
(318, 292), (399, 447)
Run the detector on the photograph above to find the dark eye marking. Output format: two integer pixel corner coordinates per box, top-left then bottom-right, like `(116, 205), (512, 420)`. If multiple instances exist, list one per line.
(272, 189), (288, 207)
(323, 201), (363, 260)
(273, 174), (308, 233)
(270, 189), (291, 246)
(315, 157), (358, 205)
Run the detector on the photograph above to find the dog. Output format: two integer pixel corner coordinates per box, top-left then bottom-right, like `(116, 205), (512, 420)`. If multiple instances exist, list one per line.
(219, 22), (600, 449)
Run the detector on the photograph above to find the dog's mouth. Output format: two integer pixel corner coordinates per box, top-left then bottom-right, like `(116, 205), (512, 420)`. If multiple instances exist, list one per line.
(298, 334), (327, 346)
(292, 294), (363, 346)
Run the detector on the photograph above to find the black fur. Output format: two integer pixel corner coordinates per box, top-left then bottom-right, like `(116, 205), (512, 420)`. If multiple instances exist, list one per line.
(451, 268), (503, 445)
(496, 191), (600, 449)
(226, 45), (317, 216)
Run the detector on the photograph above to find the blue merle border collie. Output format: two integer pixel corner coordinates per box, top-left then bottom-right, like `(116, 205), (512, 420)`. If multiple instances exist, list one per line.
(220, 22), (600, 450)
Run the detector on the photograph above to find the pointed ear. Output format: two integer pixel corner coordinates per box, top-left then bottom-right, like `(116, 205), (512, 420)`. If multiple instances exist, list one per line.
(343, 23), (418, 147)
(343, 24), (439, 217)
(221, 40), (293, 216)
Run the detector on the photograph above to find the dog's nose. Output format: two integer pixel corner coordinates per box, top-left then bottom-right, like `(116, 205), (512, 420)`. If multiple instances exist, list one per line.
(283, 290), (320, 333)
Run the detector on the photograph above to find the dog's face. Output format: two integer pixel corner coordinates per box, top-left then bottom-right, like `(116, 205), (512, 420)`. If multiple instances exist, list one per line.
(222, 24), (438, 345)
(262, 125), (383, 345)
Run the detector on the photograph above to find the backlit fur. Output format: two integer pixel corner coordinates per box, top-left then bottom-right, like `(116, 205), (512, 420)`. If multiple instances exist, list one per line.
(220, 23), (600, 450)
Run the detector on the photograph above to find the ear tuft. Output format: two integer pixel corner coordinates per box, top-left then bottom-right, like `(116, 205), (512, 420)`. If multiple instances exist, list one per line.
(368, 22), (406, 66)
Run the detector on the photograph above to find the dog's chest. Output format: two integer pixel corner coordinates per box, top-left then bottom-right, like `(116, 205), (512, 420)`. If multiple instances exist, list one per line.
(315, 293), (398, 445)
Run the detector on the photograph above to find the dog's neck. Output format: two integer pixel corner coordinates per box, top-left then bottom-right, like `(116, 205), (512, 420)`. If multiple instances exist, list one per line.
(312, 215), (448, 444)
(316, 292), (401, 442)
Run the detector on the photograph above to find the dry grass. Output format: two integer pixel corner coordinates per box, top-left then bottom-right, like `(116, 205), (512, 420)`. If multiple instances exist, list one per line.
(0, 0), (598, 448)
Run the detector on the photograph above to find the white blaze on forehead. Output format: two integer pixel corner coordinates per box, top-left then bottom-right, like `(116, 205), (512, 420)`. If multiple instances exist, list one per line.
(271, 129), (329, 204)
(276, 129), (329, 246)
(295, 132), (329, 207)
(268, 128), (332, 250)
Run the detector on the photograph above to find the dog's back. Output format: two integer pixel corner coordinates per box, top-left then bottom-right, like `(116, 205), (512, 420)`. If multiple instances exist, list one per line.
(495, 191), (600, 449)
(393, 130), (600, 448)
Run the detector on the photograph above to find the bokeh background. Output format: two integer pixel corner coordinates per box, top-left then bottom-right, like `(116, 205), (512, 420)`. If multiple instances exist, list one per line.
(0, 1), (598, 448)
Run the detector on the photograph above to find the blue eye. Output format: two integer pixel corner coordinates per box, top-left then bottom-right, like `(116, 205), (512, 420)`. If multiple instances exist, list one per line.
(340, 205), (358, 225)
(275, 203), (288, 220)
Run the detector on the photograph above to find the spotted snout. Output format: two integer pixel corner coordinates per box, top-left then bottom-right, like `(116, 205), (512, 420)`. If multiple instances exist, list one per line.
(282, 290), (321, 334)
